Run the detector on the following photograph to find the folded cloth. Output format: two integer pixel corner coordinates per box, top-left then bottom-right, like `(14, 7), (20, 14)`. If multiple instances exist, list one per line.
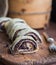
(16, 28), (42, 43)
(5, 18), (30, 34)
(8, 23), (30, 40)
(0, 17), (42, 54)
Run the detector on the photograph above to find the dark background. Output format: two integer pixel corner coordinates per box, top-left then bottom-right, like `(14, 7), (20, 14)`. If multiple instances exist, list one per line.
(51, 0), (56, 22)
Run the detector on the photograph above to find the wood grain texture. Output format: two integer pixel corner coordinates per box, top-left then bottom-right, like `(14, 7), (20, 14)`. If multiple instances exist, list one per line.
(8, 0), (52, 28)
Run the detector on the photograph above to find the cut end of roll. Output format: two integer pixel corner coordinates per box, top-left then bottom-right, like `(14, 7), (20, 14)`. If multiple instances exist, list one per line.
(9, 36), (39, 54)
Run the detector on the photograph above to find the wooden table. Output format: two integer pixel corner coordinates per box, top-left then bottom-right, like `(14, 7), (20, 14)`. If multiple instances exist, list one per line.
(0, 22), (56, 65)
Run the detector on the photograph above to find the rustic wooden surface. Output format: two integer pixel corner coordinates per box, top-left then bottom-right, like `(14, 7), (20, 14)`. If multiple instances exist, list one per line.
(8, 0), (52, 28)
(0, 22), (56, 65)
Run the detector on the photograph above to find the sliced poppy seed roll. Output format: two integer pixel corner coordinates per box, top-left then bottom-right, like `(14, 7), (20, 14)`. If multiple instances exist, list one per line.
(0, 17), (42, 54)
(9, 36), (39, 54)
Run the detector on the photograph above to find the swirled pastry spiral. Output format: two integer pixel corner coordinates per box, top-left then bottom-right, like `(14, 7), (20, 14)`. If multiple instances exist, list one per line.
(0, 17), (42, 54)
